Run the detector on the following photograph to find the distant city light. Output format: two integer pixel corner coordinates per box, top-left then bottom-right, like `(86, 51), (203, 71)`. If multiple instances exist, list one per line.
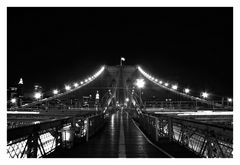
(34, 92), (42, 99)
(53, 89), (59, 95)
(10, 98), (16, 104)
(172, 85), (178, 90)
(65, 85), (71, 91)
(18, 78), (23, 85)
(164, 83), (169, 87)
(135, 79), (145, 89)
(184, 88), (190, 94)
(228, 98), (232, 102)
(74, 83), (79, 87)
(201, 92), (209, 98)
(95, 94), (99, 100)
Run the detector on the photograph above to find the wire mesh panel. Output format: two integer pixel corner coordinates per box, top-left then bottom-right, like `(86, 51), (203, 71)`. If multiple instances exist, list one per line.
(37, 129), (58, 158)
(7, 117), (73, 158)
(171, 117), (233, 157)
(7, 137), (28, 158)
(137, 112), (233, 158)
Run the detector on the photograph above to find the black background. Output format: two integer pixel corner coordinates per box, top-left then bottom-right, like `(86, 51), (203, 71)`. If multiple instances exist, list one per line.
(7, 7), (233, 97)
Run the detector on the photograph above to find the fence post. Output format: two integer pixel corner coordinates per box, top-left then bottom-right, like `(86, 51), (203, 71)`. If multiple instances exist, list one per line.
(71, 116), (76, 132)
(27, 132), (38, 158)
(155, 117), (159, 142)
(86, 118), (89, 142)
(168, 117), (173, 141)
(56, 126), (61, 149)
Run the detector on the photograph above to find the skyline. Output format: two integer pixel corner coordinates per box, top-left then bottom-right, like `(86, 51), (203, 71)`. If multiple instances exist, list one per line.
(7, 7), (233, 97)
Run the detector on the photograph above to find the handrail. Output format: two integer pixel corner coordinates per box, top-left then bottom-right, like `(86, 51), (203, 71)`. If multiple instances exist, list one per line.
(7, 117), (72, 142)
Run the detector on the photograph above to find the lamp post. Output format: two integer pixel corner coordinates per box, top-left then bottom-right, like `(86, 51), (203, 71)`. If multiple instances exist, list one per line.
(34, 92), (42, 100)
(135, 78), (145, 107)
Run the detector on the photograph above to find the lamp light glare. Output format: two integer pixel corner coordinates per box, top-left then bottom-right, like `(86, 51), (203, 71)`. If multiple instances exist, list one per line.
(74, 83), (79, 87)
(65, 85), (71, 91)
(228, 98), (232, 102)
(201, 92), (209, 98)
(172, 85), (178, 90)
(184, 88), (190, 94)
(11, 98), (16, 104)
(136, 79), (145, 89)
(34, 92), (42, 99)
(53, 89), (59, 95)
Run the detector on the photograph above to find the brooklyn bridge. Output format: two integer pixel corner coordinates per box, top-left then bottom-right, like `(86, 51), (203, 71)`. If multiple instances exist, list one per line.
(7, 64), (233, 158)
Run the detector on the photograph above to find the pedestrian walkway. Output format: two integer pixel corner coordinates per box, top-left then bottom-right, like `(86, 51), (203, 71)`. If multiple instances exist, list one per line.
(47, 110), (170, 158)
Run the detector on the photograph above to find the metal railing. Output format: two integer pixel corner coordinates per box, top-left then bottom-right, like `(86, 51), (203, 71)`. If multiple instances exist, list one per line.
(7, 117), (72, 158)
(137, 113), (233, 158)
(7, 113), (106, 158)
(144, 100), (233, 110)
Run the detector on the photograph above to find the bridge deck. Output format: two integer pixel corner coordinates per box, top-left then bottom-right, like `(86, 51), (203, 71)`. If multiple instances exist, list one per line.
(46, 110), (196, 158)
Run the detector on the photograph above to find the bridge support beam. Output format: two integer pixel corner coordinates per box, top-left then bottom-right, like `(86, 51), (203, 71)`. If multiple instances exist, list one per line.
(27, 132), (38, 158)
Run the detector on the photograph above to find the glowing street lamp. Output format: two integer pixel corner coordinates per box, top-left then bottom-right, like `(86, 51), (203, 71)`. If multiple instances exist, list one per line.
(10, 98), (17, 104)
(53, 89), (59, 95)
(228, 98), (232, 102)
(172, 85), (178, 90)
(164, 83), (169, 87)
(80, 81), (84, 85)
(125, 98), (130, 102)
(201, 92), (209, 99)
(184, 88), (190, 94)
(135, 79), (145, 106)
(135, 78), (145, 89)
(74, 83), (79, 88)
(34, 92), (42, 100)
(65, 85), (71, 91)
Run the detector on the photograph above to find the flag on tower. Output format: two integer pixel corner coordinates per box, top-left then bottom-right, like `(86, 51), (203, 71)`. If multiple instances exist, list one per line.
(121, 57), (125, 61)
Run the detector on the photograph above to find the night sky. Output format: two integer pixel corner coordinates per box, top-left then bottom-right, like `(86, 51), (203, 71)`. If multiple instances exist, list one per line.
(7, 7), (233, 98)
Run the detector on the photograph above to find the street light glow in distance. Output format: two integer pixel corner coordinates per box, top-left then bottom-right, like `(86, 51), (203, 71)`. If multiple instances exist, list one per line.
(11, 98), (16, 104)
(65, 85), (71, 91)
(34, 92), (42, 99)
(228, 98), (232, 102)
(74, 83), (79, 87)
(136, 78), (145, 89)
(201, 92), (209, 98)
(184, 88), (190, 94)
(53, 89), (59, 95)
(172, 85), (178, 90)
